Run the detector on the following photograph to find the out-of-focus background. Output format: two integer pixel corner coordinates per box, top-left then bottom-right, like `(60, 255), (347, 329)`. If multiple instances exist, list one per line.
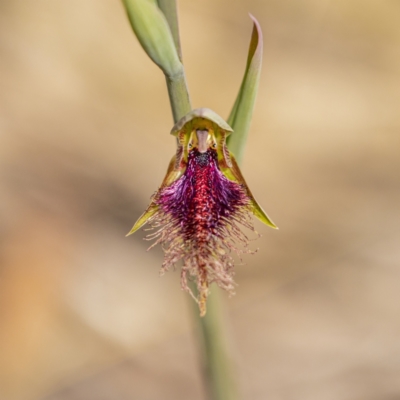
(0, 0), (399, 399)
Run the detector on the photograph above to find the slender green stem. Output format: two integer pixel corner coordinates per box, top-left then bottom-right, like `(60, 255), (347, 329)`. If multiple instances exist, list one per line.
(157, 0), (189, 122)
(191, 288), (240, 400)
(165, 71), (191, 122)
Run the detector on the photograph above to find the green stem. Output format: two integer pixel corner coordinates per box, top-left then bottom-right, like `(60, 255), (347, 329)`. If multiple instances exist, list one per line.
(165, 71), (191, 122)
(191, 288), (240, 400)
(157, 0), (189, 122)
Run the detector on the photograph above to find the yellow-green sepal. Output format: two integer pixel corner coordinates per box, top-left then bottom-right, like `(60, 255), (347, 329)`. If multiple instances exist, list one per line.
(170, 108), (233, 137)
(127, 154), (183, 236)
(250, 199), (278, 229)
(223, 152), (278, 229)
(126, 203), (158, 236)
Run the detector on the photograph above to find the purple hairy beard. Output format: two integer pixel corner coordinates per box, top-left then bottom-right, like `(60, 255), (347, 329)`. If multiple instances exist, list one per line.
(147, 148), (255, 315)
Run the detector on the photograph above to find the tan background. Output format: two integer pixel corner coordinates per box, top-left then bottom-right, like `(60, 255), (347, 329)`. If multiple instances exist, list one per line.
(1, 1), (400, 399)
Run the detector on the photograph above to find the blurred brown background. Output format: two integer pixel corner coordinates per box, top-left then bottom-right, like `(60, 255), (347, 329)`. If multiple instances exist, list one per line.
(1, 0), (400, 399)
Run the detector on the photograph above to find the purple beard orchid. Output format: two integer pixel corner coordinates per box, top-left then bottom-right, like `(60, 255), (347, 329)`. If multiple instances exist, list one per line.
(128, 108), (277, 316)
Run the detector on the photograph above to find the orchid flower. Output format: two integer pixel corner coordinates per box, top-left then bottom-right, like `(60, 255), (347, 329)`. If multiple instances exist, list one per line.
(128, 108), (276, 316)
(122, 0), (277, 316)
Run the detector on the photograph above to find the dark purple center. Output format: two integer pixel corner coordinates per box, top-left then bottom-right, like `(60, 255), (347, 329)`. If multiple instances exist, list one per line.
(157, 149), (248, 244)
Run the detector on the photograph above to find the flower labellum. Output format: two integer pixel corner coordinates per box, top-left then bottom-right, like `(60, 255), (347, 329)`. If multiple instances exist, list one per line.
(128, 108), (277, 316)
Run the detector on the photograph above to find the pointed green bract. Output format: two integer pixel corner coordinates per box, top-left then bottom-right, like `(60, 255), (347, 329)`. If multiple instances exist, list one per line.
(122, 0), (183, 78)
(227, 14), (263, 165)
(223, 15), (277, 229)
